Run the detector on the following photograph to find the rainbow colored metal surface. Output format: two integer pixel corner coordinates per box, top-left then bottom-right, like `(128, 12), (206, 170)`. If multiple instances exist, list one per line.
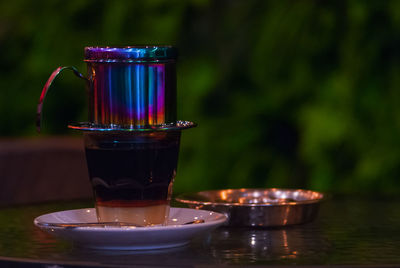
(86, 46), (177, 128)
(37, 46), (195, 132)
(84, 46), (177, 63)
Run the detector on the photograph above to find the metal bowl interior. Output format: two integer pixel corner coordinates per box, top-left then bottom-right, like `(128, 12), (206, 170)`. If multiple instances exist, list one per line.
(176, 188), (324, 207)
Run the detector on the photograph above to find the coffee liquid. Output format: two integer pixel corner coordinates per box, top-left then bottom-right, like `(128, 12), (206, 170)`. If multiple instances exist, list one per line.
(84, 132), (180, 225)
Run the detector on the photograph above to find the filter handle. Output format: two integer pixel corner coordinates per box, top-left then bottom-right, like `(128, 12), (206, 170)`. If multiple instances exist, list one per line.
(36, 66), (87, 133)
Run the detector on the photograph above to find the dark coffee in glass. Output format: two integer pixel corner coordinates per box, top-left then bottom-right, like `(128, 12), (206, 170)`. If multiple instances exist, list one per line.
(84, 131), (181, 226)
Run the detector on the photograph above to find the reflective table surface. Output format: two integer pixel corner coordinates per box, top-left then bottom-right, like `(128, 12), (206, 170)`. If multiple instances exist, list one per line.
(0, 196), (399, 267)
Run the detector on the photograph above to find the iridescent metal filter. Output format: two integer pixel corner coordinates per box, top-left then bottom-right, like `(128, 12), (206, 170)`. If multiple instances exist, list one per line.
(85, 46), (177, 128)
(37, 46), (195, 132)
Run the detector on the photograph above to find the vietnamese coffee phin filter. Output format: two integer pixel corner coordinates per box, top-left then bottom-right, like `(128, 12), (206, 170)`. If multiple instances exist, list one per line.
(38, 46), (196, 226)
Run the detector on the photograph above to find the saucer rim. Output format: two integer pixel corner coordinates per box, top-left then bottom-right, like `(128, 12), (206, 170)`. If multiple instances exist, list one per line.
(34, 207), (227, 232)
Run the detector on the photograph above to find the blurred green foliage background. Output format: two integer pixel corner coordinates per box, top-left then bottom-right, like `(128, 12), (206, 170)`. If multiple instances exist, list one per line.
(1, 0), (400, 195)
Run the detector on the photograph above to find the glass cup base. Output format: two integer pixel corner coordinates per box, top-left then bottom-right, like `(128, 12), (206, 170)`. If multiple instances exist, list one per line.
(95, 203), (170, 226)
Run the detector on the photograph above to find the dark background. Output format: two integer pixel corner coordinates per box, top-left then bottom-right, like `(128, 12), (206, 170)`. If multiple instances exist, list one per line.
(1, 0), (400, 195)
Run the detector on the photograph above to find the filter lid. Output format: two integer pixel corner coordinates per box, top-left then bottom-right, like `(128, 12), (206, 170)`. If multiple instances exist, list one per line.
(84, 46), (177, 63)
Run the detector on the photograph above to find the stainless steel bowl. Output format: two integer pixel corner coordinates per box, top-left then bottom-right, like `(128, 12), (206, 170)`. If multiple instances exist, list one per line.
(175, 188), (324, 227)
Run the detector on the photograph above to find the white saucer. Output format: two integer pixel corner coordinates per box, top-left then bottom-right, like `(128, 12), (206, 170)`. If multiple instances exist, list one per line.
(34, 207), (227, 250)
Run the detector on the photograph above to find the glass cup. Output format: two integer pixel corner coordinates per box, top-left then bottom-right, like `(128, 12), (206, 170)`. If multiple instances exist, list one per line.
(83, 130), (181, 226)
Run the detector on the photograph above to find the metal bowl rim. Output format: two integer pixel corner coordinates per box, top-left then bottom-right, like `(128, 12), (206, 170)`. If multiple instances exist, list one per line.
(175, 188), (325, 207)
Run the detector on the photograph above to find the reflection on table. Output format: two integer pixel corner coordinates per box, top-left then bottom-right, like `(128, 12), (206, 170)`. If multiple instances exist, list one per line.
(0, 197), (399, 267)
